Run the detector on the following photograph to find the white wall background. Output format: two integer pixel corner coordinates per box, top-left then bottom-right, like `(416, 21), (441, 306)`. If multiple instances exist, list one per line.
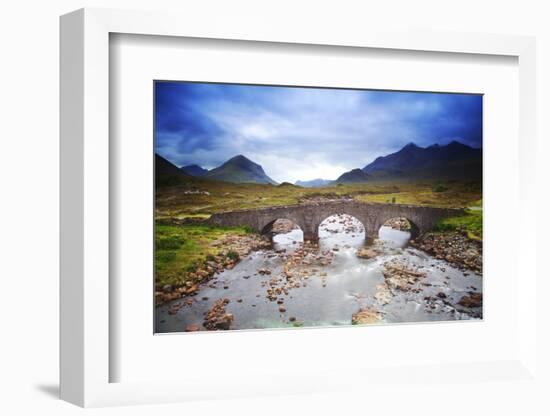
(0, 0), (548, 414)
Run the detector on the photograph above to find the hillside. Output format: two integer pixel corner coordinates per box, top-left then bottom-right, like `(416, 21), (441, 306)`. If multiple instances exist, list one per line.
(156, 154), (193, 186)
(335, 168), (370, 184)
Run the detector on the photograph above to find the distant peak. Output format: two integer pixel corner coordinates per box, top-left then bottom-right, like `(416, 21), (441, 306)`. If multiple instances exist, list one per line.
(224, 154), (261, 168)
(427, 143), (440, 148)
(229, 154), (249, 161)
(447, 140), (466, 147)
(224, 155), (257, 166)
(403, 142), (419, 149)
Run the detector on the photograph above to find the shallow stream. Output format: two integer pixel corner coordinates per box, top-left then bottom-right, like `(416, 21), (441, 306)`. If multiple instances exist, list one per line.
(156, 215), (482, 332)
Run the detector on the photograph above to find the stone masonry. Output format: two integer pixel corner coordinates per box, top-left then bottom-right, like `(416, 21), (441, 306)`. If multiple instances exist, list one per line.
(207, 201), (464, 241)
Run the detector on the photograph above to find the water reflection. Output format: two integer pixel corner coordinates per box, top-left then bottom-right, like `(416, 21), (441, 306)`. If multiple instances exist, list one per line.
(378, 226), (411, 248)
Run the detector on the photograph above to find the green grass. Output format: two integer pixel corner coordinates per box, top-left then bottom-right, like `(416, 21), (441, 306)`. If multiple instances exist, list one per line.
(433, 208), (483, 240)
(155, 223), (253, 288)
(155, 235), (186, 250)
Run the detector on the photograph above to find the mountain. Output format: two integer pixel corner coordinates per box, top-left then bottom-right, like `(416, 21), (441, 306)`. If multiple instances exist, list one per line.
(362, 141), (482, 181)
(295, 178), (333, 188)
(203, 155), (277, 185)
(335, 168), (370, 184)
(155, 153), (192, 186)
(180, 164), (209, 177)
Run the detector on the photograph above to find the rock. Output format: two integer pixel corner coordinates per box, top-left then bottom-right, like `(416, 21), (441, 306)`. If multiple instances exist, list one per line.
(215, 314), (233, 330)
(289, 317), (296, 322)
(356, 247), (379, 259)
(184, 284), (199, 295)
(437, 292), (447, 299)
(382, 260), (426, 291)
(374, 283), (393, 304)
(185, 324), (200, 332)
(162, 284), (173, 293)
(203, 298), (234, 330)
(351, 307), (382, 325)
(279, 306), (287, 313)
(458, 292), (482, 308)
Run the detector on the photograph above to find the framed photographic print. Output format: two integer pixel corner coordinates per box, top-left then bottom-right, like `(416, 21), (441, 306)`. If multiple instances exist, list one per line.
(60, 7), (538, 408)
(153, 81), (484, 333)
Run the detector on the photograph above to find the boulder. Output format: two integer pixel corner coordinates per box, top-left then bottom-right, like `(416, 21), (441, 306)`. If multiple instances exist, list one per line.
(351, 307), (382, 325)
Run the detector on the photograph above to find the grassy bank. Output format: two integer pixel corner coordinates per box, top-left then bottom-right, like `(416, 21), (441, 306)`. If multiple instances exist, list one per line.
(155, 223), (253, 288)
(433, 208), (482, 240)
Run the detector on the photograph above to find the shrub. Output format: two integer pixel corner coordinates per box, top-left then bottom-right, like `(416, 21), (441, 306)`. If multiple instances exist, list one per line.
(185, 262), (199, 273)
(433, 184), (448, 193)
(156, 235), (186, 250)
(242, 225), (255, 234)
(226, 250), (240, 261)
(156, 251), (176, 263)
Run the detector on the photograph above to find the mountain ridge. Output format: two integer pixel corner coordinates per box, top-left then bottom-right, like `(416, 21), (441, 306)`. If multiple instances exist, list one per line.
(361, 141), (482, 181)
(157, 140), (482, 187)
(335, 168), (371, 184)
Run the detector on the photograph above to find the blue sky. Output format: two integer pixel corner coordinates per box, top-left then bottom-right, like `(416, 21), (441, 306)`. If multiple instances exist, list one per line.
(155, 81), (482, 183)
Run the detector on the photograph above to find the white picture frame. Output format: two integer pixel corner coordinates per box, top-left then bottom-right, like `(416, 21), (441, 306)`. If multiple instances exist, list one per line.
(60, 7), (538, 407)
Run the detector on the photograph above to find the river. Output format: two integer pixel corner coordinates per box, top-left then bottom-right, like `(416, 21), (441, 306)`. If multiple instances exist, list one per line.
(156, 214), (482, 332)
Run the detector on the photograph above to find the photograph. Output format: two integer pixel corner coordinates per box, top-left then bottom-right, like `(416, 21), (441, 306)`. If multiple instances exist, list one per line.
(154, 81), (483, 333)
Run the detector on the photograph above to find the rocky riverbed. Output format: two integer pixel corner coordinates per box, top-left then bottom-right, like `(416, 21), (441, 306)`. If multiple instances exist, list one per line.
(156, 214), (483, 332)
(410, 231), (482, 274)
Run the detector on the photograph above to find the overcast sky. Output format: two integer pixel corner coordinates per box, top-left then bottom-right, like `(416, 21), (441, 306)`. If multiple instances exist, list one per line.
(155, 81), (482, 183)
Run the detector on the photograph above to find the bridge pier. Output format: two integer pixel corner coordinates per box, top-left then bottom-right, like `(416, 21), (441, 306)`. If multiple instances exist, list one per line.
(303, 231), (319, 243)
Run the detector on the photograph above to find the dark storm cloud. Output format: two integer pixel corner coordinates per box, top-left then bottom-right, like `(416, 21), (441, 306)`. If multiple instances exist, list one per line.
(155, 82), (482, 182)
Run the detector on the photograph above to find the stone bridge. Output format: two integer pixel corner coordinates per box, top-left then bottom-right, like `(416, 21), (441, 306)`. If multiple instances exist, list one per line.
(207, 201), (464, 241)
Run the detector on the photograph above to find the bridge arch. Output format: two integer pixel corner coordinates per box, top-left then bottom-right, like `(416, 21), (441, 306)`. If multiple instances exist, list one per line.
(260, 217), (304, 238)
(316, 212), (368, 241)
(377, 216), (420, 238)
